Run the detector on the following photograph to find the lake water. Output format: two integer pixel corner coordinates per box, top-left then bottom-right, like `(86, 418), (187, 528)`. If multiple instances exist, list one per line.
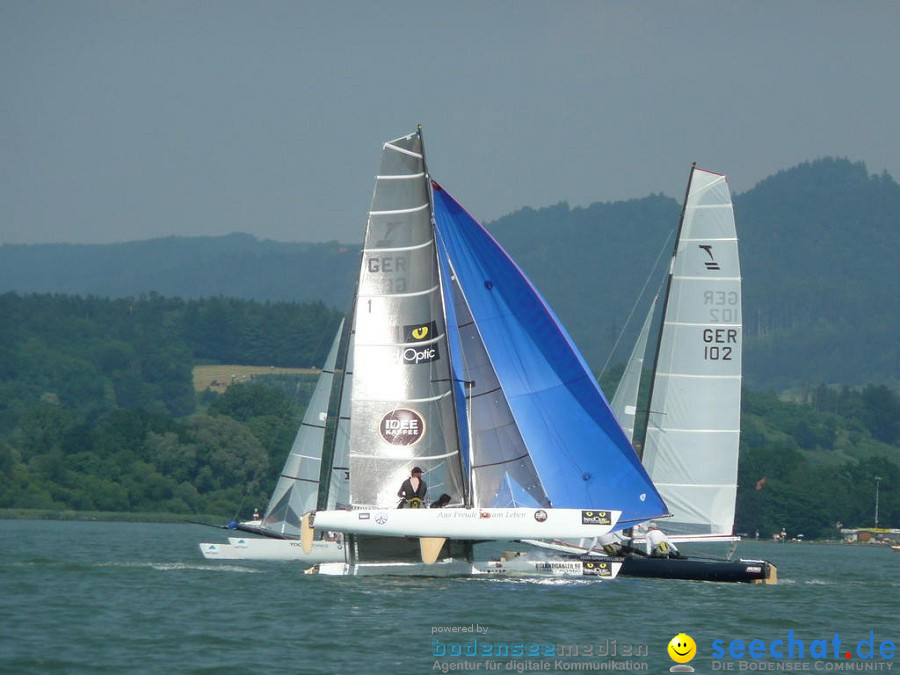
(1, 520), (896, 674)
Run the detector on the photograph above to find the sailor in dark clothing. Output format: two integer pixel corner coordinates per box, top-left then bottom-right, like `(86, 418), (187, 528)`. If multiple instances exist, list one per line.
(430, 493), (451, 508)
(397, 466), (427, 508)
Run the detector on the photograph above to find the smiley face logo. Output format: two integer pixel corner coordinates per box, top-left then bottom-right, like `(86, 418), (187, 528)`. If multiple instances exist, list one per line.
(667, 633), (696, 664)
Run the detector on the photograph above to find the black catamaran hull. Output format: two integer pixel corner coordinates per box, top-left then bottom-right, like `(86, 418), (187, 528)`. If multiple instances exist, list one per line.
(618, 555), (776, 583)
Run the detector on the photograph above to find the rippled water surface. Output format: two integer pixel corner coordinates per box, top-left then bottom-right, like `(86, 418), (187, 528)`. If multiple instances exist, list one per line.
(1, 520), (895, 673)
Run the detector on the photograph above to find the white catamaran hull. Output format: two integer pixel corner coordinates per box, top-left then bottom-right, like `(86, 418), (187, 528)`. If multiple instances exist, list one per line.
(313, 558), (474, 577)
(311, 507), (621, 540)
(199, 537), (344, 562)
(312, 554), (621, 579)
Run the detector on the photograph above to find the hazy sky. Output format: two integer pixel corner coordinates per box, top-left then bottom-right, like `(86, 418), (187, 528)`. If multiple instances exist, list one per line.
(2, 1), (898, 245)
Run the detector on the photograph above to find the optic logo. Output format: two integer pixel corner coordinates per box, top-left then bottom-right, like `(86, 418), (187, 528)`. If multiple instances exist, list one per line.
(398, 321), (441, 364)
(581, 510), (611, 525)
(380, 408), (425, 446)
(582, 560), (613, 577)
(401, 344), (440, 365)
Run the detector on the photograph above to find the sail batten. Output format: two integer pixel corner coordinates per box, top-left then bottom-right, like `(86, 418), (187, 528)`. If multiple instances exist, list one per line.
(352, 389), (453, 404)
(655, 372), (741, 379)
(350, 450), (461, 461)
(649, 428), (739, 434)
(369, 203), (429, 216)
(363, 239), (434, 253)
(671, 275), (740, 281)
(358, 284), (440, 299)
(384, 142), (423, 158)
(376, 172), (426, 180)
(656, 482), (736, 488)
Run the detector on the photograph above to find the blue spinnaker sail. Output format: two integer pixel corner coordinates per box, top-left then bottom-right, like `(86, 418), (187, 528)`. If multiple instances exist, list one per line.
(431, 182), (667, 526)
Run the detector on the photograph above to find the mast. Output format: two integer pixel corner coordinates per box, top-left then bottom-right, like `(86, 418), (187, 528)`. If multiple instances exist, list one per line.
(315, 303), (354, 513)
(635, 163), (696, 458)
(420, 124), (472, 506)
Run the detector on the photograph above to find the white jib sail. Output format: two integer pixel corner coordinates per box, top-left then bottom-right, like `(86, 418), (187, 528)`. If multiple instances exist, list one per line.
(610, 294), (658, 446)
(640, 168), (741, 537)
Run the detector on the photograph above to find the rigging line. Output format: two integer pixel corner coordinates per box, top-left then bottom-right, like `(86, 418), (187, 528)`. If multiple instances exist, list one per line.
(280, 474), (319, 484)
(472, 452), (530, 470)
(470, 385), (502, 399)
(598, 228), (674, 383)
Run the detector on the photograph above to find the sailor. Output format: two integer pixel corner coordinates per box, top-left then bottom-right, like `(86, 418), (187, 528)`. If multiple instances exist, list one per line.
(645, 522), (679, 558)
(597, 531), (629, 555)
(430, 493), (451, 508)
(397, 466), (427, 508)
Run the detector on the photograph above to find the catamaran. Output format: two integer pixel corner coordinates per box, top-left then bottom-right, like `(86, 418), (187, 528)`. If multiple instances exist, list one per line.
(530, 165), (777, 583)
(198, 323), (348, 562)
(304, 127), (668, 577)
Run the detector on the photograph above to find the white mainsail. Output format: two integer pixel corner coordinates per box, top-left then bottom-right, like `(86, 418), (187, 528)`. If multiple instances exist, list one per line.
(639, 167), (741, 537)
(348, 131), (467, 508)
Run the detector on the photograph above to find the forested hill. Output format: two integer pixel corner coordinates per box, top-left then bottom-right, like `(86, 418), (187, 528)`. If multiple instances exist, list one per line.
(483, 157), (900, 391)
(0, 234), (359, 310)
(1, 292), (897, 534)
(737, 159), (900, 390)
(2, 158), (897, 391)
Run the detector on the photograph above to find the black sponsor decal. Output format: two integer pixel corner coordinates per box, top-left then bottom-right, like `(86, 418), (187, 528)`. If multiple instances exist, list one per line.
(582, 561), (613, 577)
(699, 244), (721, 271)
(581, 510), (612, 526)
(380, 409), (426, 446)
(534, 510), (548, 523)
(400, 320), (438, 343)
(358, 513), (370, 520)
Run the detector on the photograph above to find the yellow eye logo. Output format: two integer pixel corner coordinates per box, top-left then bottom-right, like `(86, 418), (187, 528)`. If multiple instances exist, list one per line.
(411, 326), (429, 340)
(667, 633), (696, 664)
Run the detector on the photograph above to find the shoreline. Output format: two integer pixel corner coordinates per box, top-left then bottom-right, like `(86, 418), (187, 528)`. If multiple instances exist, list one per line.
(1, 509), (894, 546)
(0, 508), (226, 525)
